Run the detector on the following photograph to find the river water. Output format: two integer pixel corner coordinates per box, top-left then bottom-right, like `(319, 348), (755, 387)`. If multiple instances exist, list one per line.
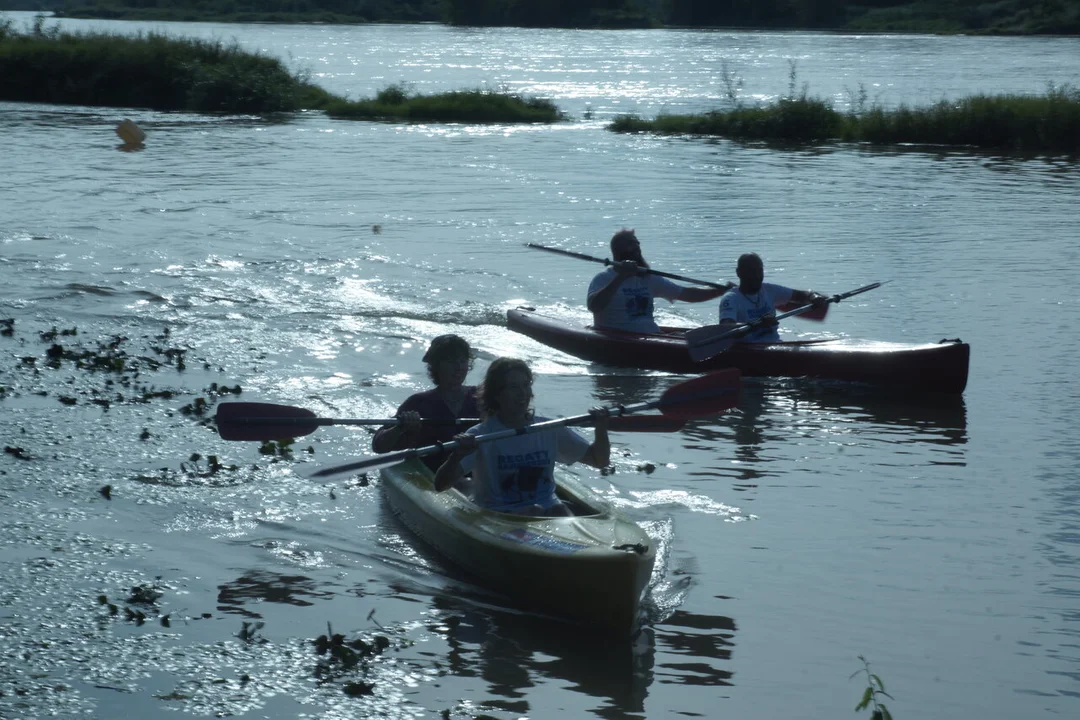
(1, 11), (1079, 720)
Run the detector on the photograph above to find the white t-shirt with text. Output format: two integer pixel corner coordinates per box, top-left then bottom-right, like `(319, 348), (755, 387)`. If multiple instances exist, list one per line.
(459, 416), (591, 513)
(588, 269), (683, 333)
(717, 283), (795, 342)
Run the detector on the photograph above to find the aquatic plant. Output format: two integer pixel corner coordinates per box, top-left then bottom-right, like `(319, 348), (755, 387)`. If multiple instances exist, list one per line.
(610, 73), (1080, 153)
(325, 85), (564, 124)
(852, 655), (895, 720)
(0, 21), (335, 113)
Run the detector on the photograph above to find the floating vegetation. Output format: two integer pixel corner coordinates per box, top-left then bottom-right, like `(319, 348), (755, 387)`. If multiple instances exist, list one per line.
(325, 83), (564, 124)
(312, 621), (408, 696)
(180, 453), (238, 477)
(5, 446), (32, 461)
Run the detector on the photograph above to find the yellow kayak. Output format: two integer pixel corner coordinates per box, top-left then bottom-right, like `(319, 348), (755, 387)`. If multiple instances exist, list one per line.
(380, 457), (656, 634)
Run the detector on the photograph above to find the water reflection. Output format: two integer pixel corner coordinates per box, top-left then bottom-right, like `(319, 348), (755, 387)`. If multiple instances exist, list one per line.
(653, 609), (737, 688)
(589, 372), (665, 406)
(684, 379), (968, 448)
(217, 569), (334, 618)
(427, 595), (655, 718)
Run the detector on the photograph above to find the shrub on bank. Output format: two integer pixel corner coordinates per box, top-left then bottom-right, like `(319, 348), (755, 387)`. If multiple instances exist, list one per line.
(325, 84), (564, 124)
(0, 21), (334, 113)
(610, 86), (1080, 153)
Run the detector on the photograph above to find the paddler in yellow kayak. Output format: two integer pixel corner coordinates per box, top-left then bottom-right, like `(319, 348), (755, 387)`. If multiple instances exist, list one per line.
(434, 358), (611, 517)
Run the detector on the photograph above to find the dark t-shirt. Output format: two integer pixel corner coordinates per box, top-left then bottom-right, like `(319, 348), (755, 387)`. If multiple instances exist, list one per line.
(371, 387), (480, 472)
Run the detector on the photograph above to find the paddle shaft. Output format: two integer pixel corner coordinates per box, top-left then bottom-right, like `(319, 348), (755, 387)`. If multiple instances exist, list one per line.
(525, 242), (829, 319)
(229, 416), (477, 428)
(311, 400), (661, 477)
(526, 243), (731, 290)
(309, 369), (740, 477)
(686, 281), (885, 361)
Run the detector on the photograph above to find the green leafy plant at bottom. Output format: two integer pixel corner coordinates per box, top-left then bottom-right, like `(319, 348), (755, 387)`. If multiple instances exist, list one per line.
(852, 655), (895, 720)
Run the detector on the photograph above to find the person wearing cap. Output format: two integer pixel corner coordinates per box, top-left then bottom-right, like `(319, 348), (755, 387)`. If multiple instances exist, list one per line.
(433, 357), (610, 517)
(716, 252), (827, 342)
(588, 228), (729, 334)
(371, 334), (480, 472)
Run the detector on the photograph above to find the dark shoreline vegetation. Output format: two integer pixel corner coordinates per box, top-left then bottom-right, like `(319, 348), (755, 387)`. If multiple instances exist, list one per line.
(610, 84), (1080, 153)
(0, 19), (1074, 150)
(0, 20), (560, 120)
(17, 0), (1080, 34)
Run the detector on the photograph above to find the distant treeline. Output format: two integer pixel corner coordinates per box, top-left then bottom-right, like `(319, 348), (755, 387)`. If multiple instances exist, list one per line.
(8, 0), (1079, 33)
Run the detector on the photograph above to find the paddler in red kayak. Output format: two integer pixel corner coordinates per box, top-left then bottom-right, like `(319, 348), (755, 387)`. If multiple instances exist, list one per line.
(718, 253), (828, 342)
(371, 334), (480, 471)
(587, 228), (727, 334)
(434, 357), (611, 517)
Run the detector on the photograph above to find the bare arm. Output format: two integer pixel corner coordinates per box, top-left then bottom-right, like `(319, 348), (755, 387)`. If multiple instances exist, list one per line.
(433, 433), (476, 491)
(578, 409), (611, 469)
(678, 284), (731, 303)
(371, 410), (421, 453)
(788, 288), (828, 306)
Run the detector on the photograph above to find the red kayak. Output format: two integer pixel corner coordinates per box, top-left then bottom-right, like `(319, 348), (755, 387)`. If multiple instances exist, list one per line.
(507, 307), (969, 394)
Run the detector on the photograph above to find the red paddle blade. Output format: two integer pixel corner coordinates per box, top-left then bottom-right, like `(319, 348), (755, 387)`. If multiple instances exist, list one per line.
(656, 369), (741, 419)
(777, 301), (828, 320)
(607, 415), (686, 432)
(215, 402), (318, 441)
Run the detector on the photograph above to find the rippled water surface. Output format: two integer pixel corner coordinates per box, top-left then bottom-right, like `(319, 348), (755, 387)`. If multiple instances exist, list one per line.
(2, 11), (1079, 720)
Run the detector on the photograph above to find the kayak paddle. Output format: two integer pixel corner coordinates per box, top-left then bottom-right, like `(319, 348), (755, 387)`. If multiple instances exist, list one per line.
(525, 243), (829, 320)
(214, 402), (481, 441)
(215, 401), (685, 442)
(309, 368), (741, 477)
(685, 282), (887, 362)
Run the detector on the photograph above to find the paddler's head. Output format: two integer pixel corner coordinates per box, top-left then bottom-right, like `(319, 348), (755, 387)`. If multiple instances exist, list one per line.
(736, 252), (765, 294)
(423, 334), (473, 387)
(479, 357), (533, 424)
(610, 228), (648, 269)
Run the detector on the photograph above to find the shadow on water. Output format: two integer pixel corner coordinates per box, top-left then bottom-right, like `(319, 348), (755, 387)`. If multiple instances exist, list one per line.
(217, 569), (335, 618)
(426, 594), (656, 718)
(652, 608), (737, 689)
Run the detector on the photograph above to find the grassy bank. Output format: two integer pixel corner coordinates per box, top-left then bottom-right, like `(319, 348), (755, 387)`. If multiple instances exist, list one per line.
(610, 85), (1080, 153)
(0, 19), (334, 113)
(0, 20), (564, 122)
(324, 83), (564, 124)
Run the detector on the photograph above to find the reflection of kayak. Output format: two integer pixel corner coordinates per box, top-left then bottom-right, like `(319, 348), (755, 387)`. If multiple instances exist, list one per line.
(380, 458), (656, 634)
(508, 307), (970, 394)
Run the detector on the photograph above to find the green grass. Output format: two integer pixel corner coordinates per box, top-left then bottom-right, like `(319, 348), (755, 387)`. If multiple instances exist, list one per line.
(0, 20), (334, 113)
(609, 86), (1080, 153)
(0, 21), (565, 123)
(325, 83), (564, 124)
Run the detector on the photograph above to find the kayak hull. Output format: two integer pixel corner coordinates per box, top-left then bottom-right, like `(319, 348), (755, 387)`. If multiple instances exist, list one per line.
(507, 307), (969, 394)
(380, 458), (656, 634)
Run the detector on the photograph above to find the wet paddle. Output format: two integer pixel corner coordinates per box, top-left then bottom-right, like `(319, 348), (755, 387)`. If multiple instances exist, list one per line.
(309, 369), (741, 477)
(685, 282), (886, 362)
(214, 402), (481, 441)
(525, 243), (828, 320)
(215, 401), (684, 442)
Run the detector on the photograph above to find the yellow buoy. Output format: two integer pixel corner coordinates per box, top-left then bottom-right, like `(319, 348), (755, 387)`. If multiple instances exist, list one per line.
(115, 119), (146, 146)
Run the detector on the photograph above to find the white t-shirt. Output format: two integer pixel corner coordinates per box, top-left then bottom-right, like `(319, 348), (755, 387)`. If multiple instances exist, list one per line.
(459, 416), (591, 513)
(588, 269), (683, 334)
(717, 283), (794, 342)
